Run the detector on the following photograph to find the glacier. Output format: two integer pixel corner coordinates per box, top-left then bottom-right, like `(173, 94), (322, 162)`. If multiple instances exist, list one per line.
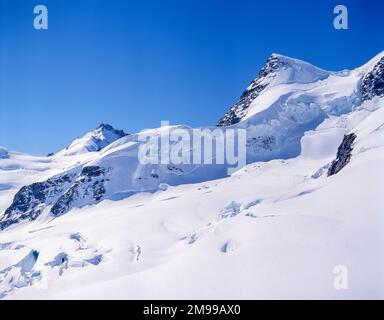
(0, 52), (383, 299)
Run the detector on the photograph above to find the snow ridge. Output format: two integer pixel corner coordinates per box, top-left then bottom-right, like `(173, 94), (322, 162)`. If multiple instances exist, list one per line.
(0, 52), (384, 299)
(58, 123), (129, 156)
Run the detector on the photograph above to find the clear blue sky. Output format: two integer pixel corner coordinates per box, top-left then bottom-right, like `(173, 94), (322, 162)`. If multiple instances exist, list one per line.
(0, 0), (383, 155)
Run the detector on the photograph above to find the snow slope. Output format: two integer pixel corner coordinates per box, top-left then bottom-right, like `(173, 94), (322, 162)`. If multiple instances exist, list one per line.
(0, 52), (383, 299)
(57, 123), (128, 156)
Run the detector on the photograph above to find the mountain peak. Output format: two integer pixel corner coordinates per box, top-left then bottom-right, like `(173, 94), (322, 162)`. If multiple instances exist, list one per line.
(94, 123), (127, 137)
(58, 124), (128, 156)
(269, 52), (307, 62)
(217, 54), (330, 126)
(97, 123), (113, 130)
(268, 53), (299, 62)
(256, 54), (290, 79)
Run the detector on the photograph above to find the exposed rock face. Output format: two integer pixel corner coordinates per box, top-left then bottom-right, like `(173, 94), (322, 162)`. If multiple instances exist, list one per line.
(0, 173), (76, 230)
(362, 57), (384, 100)
(97, 123), (128, 138)
(327, 133), (357, 176)
(87, 124), (127, 152)
(1, 165), (109, 229)
(217, 55), (288, 126)
(51, 166), (108, 217)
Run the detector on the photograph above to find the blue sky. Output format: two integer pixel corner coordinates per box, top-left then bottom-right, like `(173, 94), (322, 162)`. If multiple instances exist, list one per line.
(0, 0), (383, 155)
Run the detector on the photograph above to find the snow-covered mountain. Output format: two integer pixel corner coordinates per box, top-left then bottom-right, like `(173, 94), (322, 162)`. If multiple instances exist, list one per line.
(217, 53), (331, 126)
(0, 52), (383, 299)
(57, 123), (128, 156)
(218, 53), (383, 127)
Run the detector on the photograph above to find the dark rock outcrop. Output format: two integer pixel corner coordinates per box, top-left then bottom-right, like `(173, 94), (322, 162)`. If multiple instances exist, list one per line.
(327, 133), (357, 176)
(217, 55), (288, 126)
(362, 57), (384, 101)
(89, 124), (128, 152)
(50, 166), (108, 217)
(97, 123), (127, 139)
(1, 165), (109, 230)
(0, 173), (76, 230)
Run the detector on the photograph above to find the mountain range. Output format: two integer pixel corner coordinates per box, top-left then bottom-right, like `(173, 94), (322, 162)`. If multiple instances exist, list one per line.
(0, 52), (383, 299)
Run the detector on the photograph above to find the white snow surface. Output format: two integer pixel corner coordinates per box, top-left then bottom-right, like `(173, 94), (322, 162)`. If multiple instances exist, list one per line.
(0, 53), (383, 299)
(57, 124), (127, 156)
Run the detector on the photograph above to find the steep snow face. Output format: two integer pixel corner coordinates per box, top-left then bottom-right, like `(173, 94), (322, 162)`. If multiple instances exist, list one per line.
(218, 52), (384, 128)
(217, 52), (384, 163)
(217, 54), (331, 126)
(57, 124), (128, 156)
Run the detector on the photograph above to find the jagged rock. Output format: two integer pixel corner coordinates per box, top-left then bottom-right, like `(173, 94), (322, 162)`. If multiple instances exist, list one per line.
(217, 53), (331, 127)
(97, 123), (126, 138)
(0, 173), (76, 230)
(327, 133), (357, 176)
(217, 55), (287, 126)
(86, 124), (128, 152)
(362, 57), (384, 100)
(50, 166), (108, 217)
(1, 165), (109, 229)
(81, 165), (106, 178)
